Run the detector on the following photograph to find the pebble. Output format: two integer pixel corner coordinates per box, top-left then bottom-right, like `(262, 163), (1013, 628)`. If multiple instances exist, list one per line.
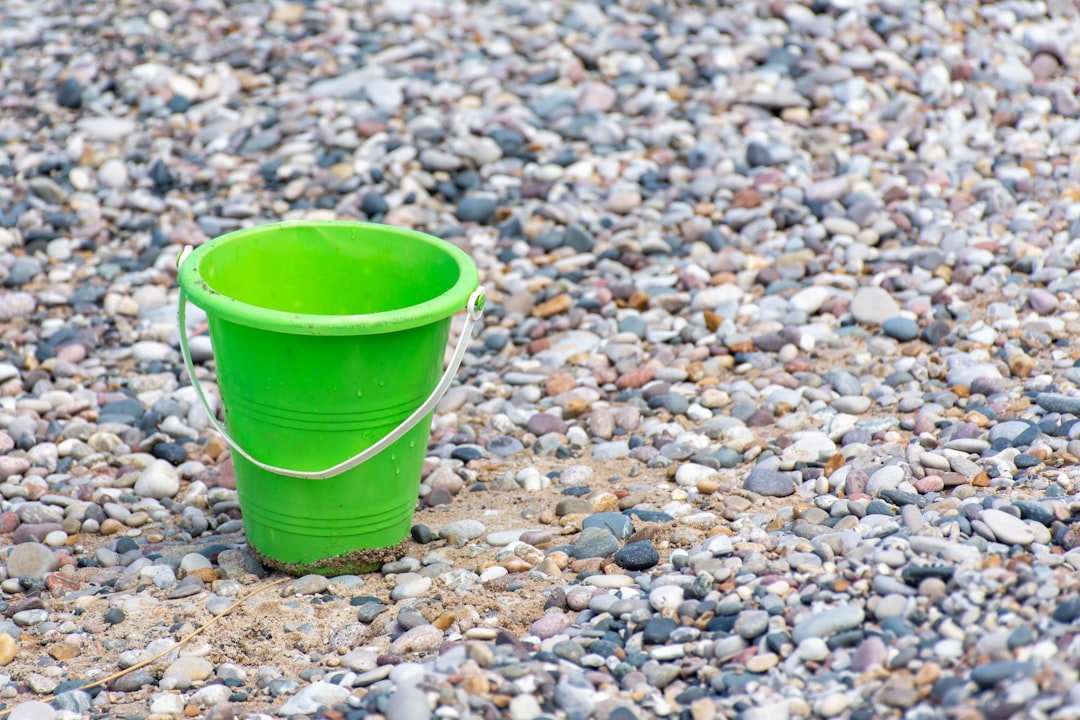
(612, 541), (660, 571)
(6, 542), (59, 579)
(571, 527), (620, 559)
(438, 520), (486, 541)
(134, 459), (180, 499)
(793, 606), (866, 643)
(743, 469), (797, 497)
(850, 286), (900, 326)
(981, 509), (1036, 546)
(881, 317), (919, 342)
(277, 682), (350, 715)
(388, 625), (443, 655)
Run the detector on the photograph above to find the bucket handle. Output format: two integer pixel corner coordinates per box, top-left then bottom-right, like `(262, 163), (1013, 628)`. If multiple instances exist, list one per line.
(175, 245), (485, 480)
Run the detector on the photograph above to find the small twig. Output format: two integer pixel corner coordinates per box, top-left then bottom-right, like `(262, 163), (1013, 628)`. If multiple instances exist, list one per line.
(0, 576), (290, 717)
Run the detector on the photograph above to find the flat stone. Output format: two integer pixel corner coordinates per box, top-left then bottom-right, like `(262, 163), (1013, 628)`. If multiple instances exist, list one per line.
(6, 542), (59, 579)
(612, 541), (659, 571)
(1036, 393), (1080, 415)
(530, 612), (570, 639)
(388, 624), (443, 655)
(793, 606), (866, 643)
(277, 682), (350, 715)
(981, 509), (1035, 545)
(570, 527), (620, 559)
(851, 286), (900, 326)
(743, 468), (797, 497)
(582, 512), (633, 540)
(438, 519), (486, 540)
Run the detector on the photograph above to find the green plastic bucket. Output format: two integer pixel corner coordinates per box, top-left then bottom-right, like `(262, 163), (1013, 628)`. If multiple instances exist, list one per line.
(176, 220), (482, 575)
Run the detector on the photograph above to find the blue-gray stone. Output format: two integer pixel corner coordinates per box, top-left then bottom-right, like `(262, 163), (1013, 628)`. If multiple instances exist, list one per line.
(825, 370), (862, 397)
(582, 512), (633, 540)
(570, 527), (619, 559)
(733, 610), (769, 640)
(792, 606), (865, 643)
(865, 500), (895, 516)
(1012, 501), (1053, 526)
(743, 468), (797, 497)
(487, 435), (524, 457)
(879, 489), (925, 508)
(99, 399), (145, 423)
(240, 130), (280, 154)
(1036, 393), (1080, 415)
(881, 316), (919, 342)
(554, 673), (596, 718)
(1013, 453), (1041, 468)
(57, 78), (83, 109)
(650, 392), (689, 415)
(642, 616), (677, 645)
(711, 448), (741, 469)
(1052, 598), (1080, 624)
(1007, 626), (1035, 649)
(563, 222), (595, 253)
(552, 640), (586, 663)
(361, 193), (390, 217)
(456, 197), (498, 224)
(1011, 424), (1043, 447)
(52, 690), (92, 713)
(612, 541), (659, 571)
(108, 669), (155, 692)
(623, 509), (675, 523)
(969, 661), (1036, 689)
(745, 141), (772, 167)
(617, 316), (647, 339)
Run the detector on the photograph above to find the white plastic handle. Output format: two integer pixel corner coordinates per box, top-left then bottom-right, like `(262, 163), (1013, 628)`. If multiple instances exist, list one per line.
(176, 246), (484, 480)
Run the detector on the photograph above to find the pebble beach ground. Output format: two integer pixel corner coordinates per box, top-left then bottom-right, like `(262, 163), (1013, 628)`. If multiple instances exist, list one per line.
(2, 0), (1080, 718)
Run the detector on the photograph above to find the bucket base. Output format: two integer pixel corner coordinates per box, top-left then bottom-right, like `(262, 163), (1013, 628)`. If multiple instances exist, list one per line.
(249, 540), (406, 577)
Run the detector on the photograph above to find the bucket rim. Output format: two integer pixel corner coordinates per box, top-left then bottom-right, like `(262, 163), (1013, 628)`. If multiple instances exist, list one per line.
(177, 220), (479, 336)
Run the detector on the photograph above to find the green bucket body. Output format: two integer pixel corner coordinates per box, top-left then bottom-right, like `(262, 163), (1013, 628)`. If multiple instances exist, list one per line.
(178, 221), (479, 575)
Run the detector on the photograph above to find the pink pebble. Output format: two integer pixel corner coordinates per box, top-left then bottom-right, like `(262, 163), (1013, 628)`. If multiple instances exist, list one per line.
(915, 475), (945, 494)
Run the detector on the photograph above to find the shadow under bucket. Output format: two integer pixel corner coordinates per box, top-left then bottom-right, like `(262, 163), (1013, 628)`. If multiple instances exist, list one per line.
(176, 221), (481, 575)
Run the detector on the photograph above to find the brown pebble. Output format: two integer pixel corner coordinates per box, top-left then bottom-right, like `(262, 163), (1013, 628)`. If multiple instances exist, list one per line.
(49, 641), (80, 661)
(533, 294), (572, 318)
(703, 311), (722, 332)
(570, 558), (603, 573)
(99, 518), (125, 535)
(697, 478), (720, 495)
(628, 291), (650, 311)
(548, 551), (570, 569)
(533, 557), (562, 576)
(727, 338), (754, 353)
(590, 492), (620, 513)
(545, 372), (576, 396)
(499, 557), (533, 573)
(616, 367), (654, 389)
(0, 634), (15, 665)
(564, 398), (591, 419)
(519, 530), (553, 546)
(731, 188), (763, 208)
(463, 674), (490, 695)
(916, 662), (941, 687)
(203, 435), (228, 460)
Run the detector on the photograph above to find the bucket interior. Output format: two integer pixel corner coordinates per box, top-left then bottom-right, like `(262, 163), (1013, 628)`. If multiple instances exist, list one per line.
(192, 222), (468, 321)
